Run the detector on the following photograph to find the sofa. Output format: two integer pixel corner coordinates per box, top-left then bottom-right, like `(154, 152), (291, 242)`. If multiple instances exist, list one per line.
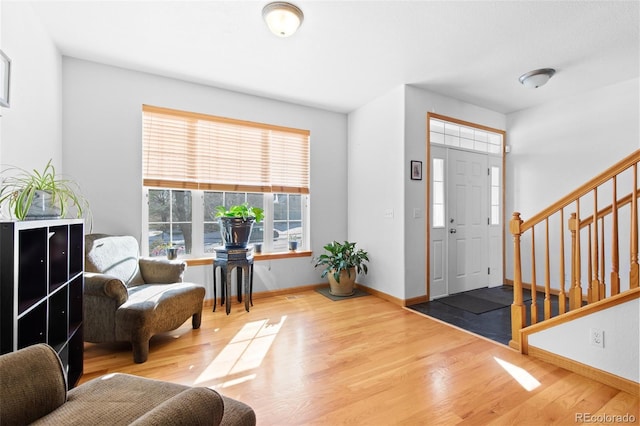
(84, 234), (206, 363)
(0, 344), (256, 425)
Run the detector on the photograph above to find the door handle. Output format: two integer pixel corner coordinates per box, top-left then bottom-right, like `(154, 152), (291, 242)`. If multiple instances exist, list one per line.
(449, 228), (457, 234)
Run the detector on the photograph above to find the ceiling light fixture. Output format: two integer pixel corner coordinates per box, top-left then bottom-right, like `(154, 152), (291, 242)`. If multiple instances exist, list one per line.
(262, 2), (304, 38)
(518, 68), (556, 89)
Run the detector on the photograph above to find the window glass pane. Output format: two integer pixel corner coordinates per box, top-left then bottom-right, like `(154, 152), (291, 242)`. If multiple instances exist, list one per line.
(430, 119), (445, 134)
(444, 123), (459, 136)
(226, 192), (245, 208)
(273, 193), (288, 221)
(434, 205), (445, 228)
(460, 126), (474, 140)
(445, 135), (460, 147)
(460, 137), (474, 150)
(492, 186), (500, 203)
(204, 222), (221, 253)
(488, 144), (502, 154)
(491, 166), (500, 225)
(171, 190), (192, 222)
(171, 223), (191, 254)
(492, 206), (500, 225)
(474, 130), (488, 142)
(204, 192), (223, 222)
(149, 224), (170, 256)
(432, 158), (445, 228)
(289, 194), (302, 220)
(247, 193), (263, 210)
(434, 182), (444, 204)
(430, 131), (445, 145)
(433, 158), (443, 180)
(491, 167), (500, 186)
(148, 189), (192, 256)
(149, 189), (170, 222)
(474, 141), (487, 152)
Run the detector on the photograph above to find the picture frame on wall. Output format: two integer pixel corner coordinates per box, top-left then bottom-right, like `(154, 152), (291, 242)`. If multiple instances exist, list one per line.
(410, 160), (422, 180)
(0, 50), (11, 108)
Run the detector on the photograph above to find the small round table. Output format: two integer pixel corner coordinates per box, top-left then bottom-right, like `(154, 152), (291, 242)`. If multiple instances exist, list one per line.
(212, 246), (254, 315)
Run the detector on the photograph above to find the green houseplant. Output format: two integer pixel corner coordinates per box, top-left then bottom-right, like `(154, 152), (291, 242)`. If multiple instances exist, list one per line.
(214, 202), (264, 248)
(313, 240), (369, 296)
(0, 159), (88, 220)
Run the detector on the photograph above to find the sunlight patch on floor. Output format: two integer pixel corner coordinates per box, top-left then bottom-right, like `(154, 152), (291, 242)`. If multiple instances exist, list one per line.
(494, 356), (541, 391)
(194, 315), (287, 386)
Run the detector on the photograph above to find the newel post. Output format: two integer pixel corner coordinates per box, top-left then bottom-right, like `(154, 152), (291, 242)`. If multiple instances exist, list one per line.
(510, 212), (526, 351)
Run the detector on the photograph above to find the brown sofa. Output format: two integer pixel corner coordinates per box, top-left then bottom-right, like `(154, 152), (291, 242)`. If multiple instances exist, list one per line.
(0, 344), (256, 425)
(84, 234), (206, 363)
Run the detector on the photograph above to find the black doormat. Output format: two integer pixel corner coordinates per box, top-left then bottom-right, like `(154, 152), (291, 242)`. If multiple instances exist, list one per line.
(435, 293), (508, 314)
(315, 286), (370, 301)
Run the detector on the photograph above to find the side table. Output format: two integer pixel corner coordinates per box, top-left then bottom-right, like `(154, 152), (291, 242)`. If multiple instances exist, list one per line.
(213, 247), (254, 315)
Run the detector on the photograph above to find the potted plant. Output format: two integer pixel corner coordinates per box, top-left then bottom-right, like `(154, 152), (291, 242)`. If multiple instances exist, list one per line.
(214, 202), (264, 249)
(0, 159), (89, 220)
(313, 240), (369, 296)
(288, 233), (300, 251)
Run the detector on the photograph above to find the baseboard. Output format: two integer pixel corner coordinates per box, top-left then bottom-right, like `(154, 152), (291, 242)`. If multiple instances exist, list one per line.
(204, 282), (409, 307)
(528, 346), (639, 396)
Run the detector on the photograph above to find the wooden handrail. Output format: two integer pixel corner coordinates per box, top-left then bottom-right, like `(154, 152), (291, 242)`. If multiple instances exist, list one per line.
(520, 150), (639, 233)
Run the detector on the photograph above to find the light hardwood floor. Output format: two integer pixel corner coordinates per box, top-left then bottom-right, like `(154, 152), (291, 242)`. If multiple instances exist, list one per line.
(81, 290), (639, 425)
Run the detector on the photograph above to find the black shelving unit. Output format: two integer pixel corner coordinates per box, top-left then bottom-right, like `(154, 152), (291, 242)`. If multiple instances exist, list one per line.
(0, 219), (84, 388)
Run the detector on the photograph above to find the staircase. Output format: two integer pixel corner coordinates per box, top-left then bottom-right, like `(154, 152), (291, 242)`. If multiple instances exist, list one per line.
(509, 149), (639, 393)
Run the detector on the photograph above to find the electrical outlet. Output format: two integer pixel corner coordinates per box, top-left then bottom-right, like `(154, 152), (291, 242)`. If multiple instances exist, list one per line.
(590, 328), (605, 348)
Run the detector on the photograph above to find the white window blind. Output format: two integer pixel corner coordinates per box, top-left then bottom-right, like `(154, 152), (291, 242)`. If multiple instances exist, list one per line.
(142, 105), (310, 194)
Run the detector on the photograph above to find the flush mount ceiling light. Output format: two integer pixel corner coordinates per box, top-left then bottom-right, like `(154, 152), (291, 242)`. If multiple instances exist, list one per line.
(518, 68), (556, 89)
(262, 2), (304, 37)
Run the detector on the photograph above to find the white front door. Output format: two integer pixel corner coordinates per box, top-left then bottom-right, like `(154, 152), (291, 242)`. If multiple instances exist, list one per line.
(447, 149), (489, 294)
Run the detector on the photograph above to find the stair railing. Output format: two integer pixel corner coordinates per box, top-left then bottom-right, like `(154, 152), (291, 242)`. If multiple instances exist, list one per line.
(510, 150), (639, 351)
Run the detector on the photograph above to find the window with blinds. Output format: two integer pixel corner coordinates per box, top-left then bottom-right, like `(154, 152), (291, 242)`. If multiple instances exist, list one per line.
(142, 105), (310, 193)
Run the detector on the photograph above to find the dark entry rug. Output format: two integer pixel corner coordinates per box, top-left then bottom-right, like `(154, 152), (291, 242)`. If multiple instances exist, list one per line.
(436, 293), (508, 314)
(407, 286), (542, 345)
(315, 286), (370, 301)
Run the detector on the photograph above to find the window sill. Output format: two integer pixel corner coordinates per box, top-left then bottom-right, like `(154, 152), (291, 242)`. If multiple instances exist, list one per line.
(184, 250), (312, 267)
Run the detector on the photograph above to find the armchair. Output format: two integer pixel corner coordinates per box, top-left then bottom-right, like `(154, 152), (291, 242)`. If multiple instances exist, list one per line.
(84, 234), (206, 363)
(0, 344), (256, 425)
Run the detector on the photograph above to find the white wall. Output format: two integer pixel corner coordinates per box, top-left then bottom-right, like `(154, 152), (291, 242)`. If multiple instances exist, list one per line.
(62, 58), (348, 299)
(528, 298), (639, 382)
(507, 77), (639, 220)
(0, 2), (62, 174)
(404, 86), (506, 299)
(347, 86), (406, 299)
(505, 78), (640, 283)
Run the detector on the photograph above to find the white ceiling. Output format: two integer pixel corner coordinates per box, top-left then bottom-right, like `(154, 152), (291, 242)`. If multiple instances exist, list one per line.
(27, 0), (640, 114)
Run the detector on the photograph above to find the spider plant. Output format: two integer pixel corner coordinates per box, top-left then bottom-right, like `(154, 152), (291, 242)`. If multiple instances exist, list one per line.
(0, 159), (88, 220)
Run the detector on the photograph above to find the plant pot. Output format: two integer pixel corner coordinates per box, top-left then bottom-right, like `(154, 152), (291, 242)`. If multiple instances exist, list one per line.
(328, 267), (356, 296)
(288, 241), (298, 251)
(26, 190), (61, 219)
(166, 247), (178, 260)
(219, 217), (255, 249)
(253, 243), (262, 254)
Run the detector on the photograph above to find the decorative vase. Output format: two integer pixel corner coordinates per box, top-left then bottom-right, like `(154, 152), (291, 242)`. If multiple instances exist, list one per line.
(328, 267), (356, 296)
(219, 217), (255, 248)
(26, 190), (62, 219)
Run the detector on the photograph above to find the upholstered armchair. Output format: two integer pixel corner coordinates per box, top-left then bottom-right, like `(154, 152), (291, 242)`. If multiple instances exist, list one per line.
(0, 344), (256, 425)
(84, 234), (206, 363)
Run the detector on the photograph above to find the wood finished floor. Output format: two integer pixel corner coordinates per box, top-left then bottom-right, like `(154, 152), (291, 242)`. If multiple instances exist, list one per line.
(81, 290), (639, 425)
